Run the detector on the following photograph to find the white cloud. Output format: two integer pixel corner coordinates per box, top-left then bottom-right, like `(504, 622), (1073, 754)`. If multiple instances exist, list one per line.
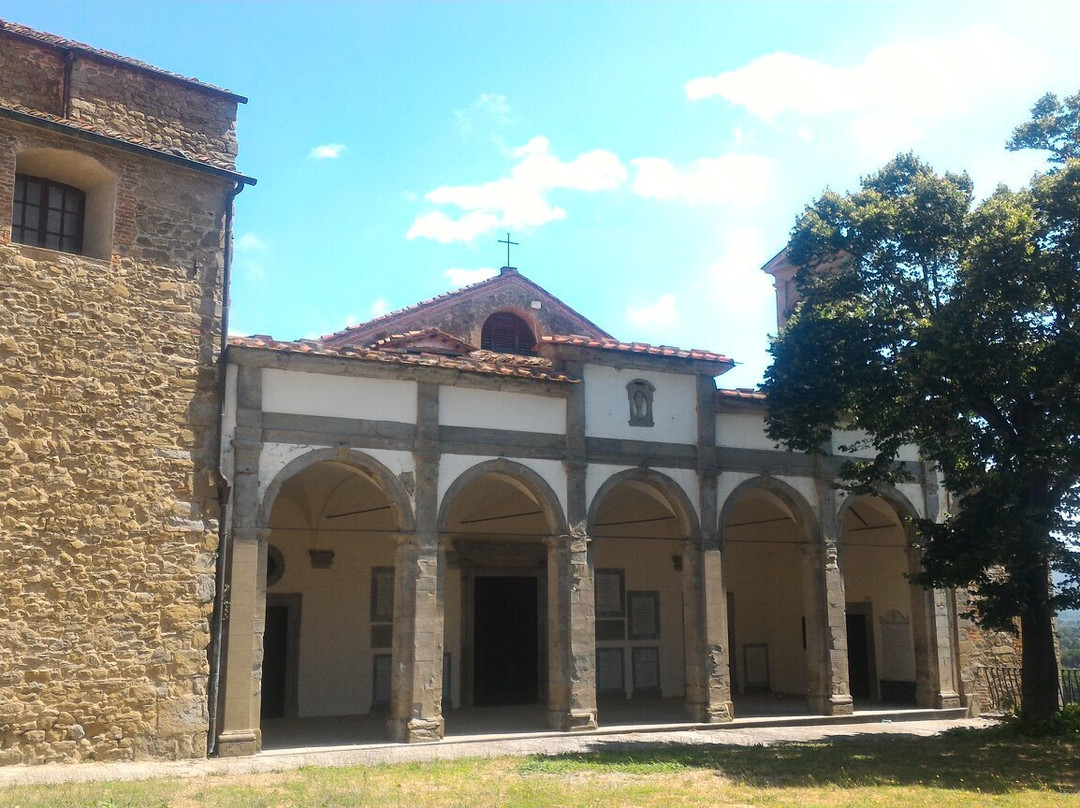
(686, 25), (1042, 156)
(370, 298), (389, 318)
(626, 293), (678, 330)
(455, 93), (512, 136)
(235, 232), (266, 252)
(445, 267), (499, 287)
(309, 143), (347, 160)
(631, 154), (775, 206)
(408, 136), (626, 243)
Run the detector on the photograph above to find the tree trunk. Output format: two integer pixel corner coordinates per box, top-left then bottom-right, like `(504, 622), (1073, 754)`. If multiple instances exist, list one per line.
(1019, 554), (1059, 723)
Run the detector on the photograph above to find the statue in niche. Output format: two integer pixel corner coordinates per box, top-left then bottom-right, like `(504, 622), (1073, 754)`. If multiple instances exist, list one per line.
(626, 379), (655, 427)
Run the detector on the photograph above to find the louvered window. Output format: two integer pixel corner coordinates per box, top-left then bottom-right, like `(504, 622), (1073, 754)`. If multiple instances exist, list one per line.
(12, 174), (85, 254)
(481, 312), (536, 354)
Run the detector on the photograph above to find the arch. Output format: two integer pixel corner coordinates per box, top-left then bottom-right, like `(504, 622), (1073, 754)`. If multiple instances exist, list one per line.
(718, 475), (820, 548)
(837, 485), (920, 547)
(587, 467), (700, 540)
(438, 458), (568, 536)
(257, 447), (415, 533)
(480, 310), (537, 354)
(15, 148), (117, 259)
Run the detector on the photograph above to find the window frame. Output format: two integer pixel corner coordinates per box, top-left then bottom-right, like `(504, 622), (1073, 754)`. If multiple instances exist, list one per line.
(12, 173), (87, 255)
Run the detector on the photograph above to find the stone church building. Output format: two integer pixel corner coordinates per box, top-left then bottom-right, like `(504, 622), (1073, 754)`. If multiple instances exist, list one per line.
(0, 21), (1008, 765)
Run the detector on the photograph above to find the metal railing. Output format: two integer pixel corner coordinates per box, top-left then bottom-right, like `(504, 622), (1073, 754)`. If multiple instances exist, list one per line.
(977, 665), (1080, 712)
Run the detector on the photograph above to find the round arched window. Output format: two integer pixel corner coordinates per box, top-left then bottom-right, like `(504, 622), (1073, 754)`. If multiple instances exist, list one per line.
(481, 312), (535, 354)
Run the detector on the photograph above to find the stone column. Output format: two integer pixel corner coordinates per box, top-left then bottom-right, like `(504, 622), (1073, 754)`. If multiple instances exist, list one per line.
(216, 364), (264, 757)
(684, 374), (733, 722)
(807, 479), (853, 715)
(388, 382), (444, 742)
(909, 547), (962, 708)
(911, 463), (961, 708)
(546, 531), (598, 730)
(547, 358), (598, 731)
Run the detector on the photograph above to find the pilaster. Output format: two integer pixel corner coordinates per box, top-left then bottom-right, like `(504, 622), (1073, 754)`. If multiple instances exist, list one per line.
(388, 382), (445, 742)
(684, 374), (733, 722)
(217, 364), (265, 757)
(808, 478), (853, 715)
(547, 359), (598, 731)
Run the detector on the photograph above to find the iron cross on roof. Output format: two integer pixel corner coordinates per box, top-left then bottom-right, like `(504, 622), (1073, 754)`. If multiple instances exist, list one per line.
(498, 232), (519, 268)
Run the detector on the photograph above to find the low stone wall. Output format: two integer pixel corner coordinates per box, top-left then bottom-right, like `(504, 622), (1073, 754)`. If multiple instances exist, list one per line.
(954, 590), (1022, 715)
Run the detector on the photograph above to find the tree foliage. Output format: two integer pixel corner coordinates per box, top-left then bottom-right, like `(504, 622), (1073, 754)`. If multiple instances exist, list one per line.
(762, 92), (1080, 720)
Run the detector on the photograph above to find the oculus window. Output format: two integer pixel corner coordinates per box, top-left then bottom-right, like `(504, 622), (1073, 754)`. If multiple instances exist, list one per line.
(13, 173), (85, 254)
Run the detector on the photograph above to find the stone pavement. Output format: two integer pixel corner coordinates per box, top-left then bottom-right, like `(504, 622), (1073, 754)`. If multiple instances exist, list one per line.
(0, 715), (993, 788)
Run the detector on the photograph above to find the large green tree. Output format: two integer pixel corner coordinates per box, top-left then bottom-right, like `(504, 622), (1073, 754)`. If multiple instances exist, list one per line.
(762, 92), (1080, 722)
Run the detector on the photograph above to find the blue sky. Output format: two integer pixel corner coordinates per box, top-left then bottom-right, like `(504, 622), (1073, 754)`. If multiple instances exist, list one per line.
(7, 1), (1080, 387)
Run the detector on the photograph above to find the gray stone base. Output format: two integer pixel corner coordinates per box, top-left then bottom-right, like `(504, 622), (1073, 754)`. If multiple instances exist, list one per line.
(216, 729), (261, 758)
(808, 694), (854, 715)
(388, 715), (444, 743)
(685, 700), (734, 723)
(548, 708), (598, 732)
(936, 691), (963, 709)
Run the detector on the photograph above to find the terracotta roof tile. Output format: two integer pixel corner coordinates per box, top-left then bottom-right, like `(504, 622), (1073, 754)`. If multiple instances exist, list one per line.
(322, 269), (613, 346)
(0, 102), (250, 176)
(540, 334), (734, 365)
(0, 19), (245, 100)
(322, 274), (508, 343)
(228, 335), (579, 383)
(717, 387), (766, 401)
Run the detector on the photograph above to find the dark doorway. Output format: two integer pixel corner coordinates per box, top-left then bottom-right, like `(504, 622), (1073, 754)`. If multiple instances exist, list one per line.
(846, 612), (873, 700)
(473, 576), (539, 706)
(261, 594), (300, 719)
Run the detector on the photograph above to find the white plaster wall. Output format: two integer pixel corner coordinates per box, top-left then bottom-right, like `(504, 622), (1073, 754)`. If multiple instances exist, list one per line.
(583, 365), (697, 444)
(831, 429), (922, 463)
(440, 386), (565, 434)
(586, 464), (700, 524)
(724, 539), (806, 696)
(593, 537), (686, 699)
(267, 516), (395, 717)
(715, 411), (777, 451)
(262, 368), (417, 423)
(439, 455), (567, 518)
(841, 542), (917, 687)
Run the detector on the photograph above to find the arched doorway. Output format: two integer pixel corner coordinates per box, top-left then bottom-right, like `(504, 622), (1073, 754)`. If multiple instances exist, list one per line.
(838, 494), (919, 705)
(720, 481), (811, 711)
(439, 461), (565, 722)
(588, 471), (693, 722)
(261, 456), (404, 728)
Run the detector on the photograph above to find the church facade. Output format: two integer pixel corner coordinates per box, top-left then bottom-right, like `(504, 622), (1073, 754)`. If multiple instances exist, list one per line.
(212, 265), (968, 754)
(0, 20), (1012, 766)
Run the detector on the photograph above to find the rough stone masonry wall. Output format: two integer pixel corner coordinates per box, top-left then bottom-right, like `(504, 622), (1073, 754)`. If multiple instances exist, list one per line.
(0, 129), (229, 763)
(0, 28), (239, 170)
(954, 590), (1024, 715)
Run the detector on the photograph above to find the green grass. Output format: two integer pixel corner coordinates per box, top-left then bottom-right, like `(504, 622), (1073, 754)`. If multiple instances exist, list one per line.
(1, 727), (1078, 807)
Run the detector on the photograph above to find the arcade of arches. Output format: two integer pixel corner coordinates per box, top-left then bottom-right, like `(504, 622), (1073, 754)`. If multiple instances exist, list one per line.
(215, 451), (961, 753)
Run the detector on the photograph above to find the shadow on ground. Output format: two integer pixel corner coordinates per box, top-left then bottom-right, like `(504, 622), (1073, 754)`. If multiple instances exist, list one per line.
(522, 729), (1080, 793)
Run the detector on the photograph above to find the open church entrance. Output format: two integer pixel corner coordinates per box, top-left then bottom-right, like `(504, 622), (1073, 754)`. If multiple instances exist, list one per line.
(472, 575), (540, 706)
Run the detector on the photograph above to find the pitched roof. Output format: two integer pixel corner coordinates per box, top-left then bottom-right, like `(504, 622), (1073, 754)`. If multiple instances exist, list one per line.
(228, 335), (579, 383)
(0, 19), (246, 101)
(540, 334), (734, 367)
(372, 328), (477, 355)
(717, 387), (766, 402)
(322, 268), (613, 348)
